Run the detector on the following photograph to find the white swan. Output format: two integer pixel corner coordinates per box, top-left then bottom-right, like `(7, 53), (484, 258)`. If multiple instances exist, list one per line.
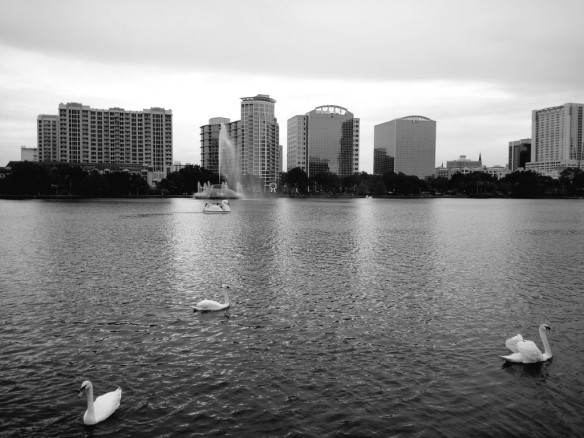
(79, 380), (122, 425)
(193, 284), (231, 312)
(502, 324), (552, 363)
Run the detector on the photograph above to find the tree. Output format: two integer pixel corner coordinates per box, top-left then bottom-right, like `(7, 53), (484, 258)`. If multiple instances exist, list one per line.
(3, 161), (51, 195)
(282, 167), (309, 194)
(310, 171), (340, 194)
(499, 170), (560, 197)
(156, 165), (218, 195)
(559, 168), (584, 196)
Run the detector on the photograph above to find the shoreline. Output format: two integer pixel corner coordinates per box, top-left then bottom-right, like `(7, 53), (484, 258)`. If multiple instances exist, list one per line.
(1, 194), (582, 200)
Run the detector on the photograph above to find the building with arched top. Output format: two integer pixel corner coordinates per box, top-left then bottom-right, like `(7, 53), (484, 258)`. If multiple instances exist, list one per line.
(374, 115), (436, 178)
(287, 105), (359, 177)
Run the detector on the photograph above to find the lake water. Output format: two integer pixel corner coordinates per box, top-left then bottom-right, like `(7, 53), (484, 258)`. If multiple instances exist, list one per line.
(1, 197), (583, 437)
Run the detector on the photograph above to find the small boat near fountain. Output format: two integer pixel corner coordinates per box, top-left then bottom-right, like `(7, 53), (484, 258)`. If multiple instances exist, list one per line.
(203, 199), (231, 214)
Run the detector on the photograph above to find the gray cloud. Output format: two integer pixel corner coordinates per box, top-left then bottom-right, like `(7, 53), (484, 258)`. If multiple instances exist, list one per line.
(1, 0), (582, 87)
(1, 0), (583, 169)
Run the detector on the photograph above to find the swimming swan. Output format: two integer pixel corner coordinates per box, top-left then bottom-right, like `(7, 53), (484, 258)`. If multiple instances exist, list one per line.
(502, 324), (552, 363)
(79, 380), (122, 425)
(193, 284), (231, 312)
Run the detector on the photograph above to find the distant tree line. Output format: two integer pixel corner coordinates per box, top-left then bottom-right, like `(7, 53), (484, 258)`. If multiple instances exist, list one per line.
(0, 161), (151, 197)
(2, 161), (584, 198)
(279, 167), (584, 198)
(0, 162), (213, 197)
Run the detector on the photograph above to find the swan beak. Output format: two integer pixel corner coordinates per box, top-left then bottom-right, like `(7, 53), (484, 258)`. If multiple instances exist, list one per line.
(78, 389), (84, 397)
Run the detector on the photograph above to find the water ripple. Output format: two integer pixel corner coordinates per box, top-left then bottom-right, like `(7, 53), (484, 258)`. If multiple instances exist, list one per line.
(0, 198), (583, 437)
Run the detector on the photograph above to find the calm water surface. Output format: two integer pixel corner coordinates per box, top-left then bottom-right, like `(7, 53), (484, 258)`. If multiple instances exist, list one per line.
(1, 198), (583, 437)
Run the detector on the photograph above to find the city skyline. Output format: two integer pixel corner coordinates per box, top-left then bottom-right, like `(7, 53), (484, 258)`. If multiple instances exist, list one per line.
(1, 0), (583, 172)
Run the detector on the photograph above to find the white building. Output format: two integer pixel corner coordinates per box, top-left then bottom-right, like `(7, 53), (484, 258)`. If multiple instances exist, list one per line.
(20, 146), (38, 162)
(38, 102), (173, 182)
(239, 95), (281, 191)
(37, 115), (59, 162)
(527, 103), (584, 173)
(483, 165), (510, 179)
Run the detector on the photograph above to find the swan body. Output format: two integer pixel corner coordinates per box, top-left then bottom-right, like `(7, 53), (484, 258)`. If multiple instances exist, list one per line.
(502, 324), (552, 363)
(194, 284), (231, 312)
(79, 380), (121, 425)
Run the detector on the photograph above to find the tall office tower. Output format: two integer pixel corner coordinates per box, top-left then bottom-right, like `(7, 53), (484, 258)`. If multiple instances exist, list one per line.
(287, 105), (359, 177)
(527, 103), (584, 173)
(200, 117), (230, 174)
(53, 102), (173, 181)
(239, 95), (280, 191)
(37, 115), (59, 162)
(508, 139), (531, 171)
(374, 115), (436, 179)
(287, 115), (308, 172)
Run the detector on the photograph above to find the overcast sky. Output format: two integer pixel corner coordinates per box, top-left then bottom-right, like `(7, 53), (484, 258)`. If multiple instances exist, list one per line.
(1, 0), (583, 172)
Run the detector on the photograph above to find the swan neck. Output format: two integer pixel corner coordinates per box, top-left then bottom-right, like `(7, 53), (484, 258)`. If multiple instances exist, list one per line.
(223, 289), (229, 305)
(86, 384), (95, 417)
(540, 327), (552, 357)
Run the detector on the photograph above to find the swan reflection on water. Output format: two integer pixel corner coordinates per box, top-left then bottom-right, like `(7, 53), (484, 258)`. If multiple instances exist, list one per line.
(501, 359), (552, 381)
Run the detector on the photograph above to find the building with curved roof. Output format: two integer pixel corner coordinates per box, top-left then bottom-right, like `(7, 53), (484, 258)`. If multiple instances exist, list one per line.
(287, 105), (359, 178)
(374, 115), (436, 178)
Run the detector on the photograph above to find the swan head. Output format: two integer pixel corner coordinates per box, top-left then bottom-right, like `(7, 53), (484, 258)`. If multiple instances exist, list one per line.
(79, 380), (92, 397)
(222, 284), (230, 289)
(540, 324), (551, 332)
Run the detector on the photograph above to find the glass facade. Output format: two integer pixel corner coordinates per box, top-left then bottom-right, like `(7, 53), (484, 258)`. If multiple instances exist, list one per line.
(373, 148), (393, 175)
(374, 115), (436, 179)
(287, 105), (359, 178)
(508, 139), (531, 171)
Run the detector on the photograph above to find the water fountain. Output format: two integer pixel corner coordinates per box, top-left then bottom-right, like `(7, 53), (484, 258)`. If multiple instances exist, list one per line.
(194, 124), (243, 199)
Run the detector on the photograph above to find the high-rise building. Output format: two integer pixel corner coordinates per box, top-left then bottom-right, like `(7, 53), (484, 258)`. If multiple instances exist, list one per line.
(527, 103), (584, 173)
(200, 117), (231, 174)
(239, 95), (280, 191)
(287, 105), (359, 178)
(508, 139), (531, 171)
(37, 115), (59, 162)
(202, 95), (280, 192)
(374, 115), (436, 178)
(37, 102), (173, 181)
(287, 115), (308, 172)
